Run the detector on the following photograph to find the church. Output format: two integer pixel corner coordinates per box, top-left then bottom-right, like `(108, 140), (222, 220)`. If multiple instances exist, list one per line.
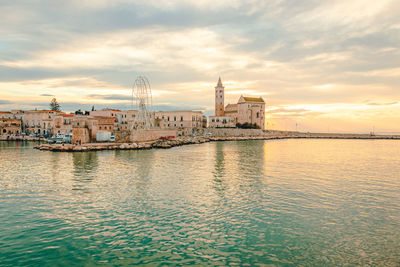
(209, 77), (266, 129)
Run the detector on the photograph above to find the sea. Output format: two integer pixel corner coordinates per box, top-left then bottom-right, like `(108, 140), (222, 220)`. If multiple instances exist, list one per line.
(1, 139), (399, 266)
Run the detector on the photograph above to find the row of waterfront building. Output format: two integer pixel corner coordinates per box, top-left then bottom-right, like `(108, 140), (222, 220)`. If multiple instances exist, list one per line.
(0, 109), (207, 139)
(0, 78), (266, 142)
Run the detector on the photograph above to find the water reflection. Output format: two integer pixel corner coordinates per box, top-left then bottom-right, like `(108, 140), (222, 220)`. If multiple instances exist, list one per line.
(72, 151), (98, 191)
(1, 140), (400, 266)
(212, 142), (227, 195)
(114, 149), (155, 197)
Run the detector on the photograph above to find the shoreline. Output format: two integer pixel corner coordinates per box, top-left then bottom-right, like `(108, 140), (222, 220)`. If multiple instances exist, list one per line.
(32, 132), (400, 152)
(0, 136), (43, 142)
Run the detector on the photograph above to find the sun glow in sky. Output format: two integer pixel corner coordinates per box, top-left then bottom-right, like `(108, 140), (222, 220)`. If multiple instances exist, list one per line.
(0, 0), (399, 132)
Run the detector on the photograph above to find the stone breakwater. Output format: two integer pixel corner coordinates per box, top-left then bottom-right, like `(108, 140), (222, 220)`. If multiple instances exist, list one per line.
(34, 137), (212, 152)
(33, 132), (400, 152)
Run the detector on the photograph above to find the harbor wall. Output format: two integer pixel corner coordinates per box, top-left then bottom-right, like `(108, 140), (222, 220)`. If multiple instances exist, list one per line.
(72, 128), (90, 144)
(208, 128), (266, 137)
(130, 129), (177, 142)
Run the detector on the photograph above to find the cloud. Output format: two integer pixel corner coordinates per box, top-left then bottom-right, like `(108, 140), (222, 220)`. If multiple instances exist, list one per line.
(0, 100), (11, 105)
(366, 101), (398, 106)
(0, 0), (399, 131)
(87, 94), (133, 101)
(269, 108), (309, 114)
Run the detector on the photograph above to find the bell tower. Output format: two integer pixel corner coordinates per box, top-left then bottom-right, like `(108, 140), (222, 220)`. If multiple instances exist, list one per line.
(215, 77), (225, 116)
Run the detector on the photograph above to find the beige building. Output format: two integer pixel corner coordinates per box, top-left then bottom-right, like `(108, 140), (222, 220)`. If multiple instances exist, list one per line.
(0, 118), (22, 135)
(208, 116), (235, 128)
(94, 116), (116, 133)
(22, 110), (60, 136)
(53, 114), (74, 135)
(210, 78), (266, 129)
(116, 110), (138, 131)
(154, 111), (206, 129)
(1, 111), (24, 120)
(227, 96), (265, 129)
(72, 115), (99, 143)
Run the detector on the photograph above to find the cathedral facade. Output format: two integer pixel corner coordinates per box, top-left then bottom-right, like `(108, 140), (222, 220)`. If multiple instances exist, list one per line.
(209, 77), (266, 129)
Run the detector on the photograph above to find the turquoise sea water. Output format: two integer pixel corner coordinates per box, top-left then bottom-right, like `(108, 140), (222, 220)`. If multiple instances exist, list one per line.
(1, 140), (400, 266)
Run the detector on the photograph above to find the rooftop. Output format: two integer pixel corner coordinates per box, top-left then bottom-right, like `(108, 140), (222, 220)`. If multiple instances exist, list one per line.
(241, 96), (265, 103)
(216, 77), (224, 88)
(100, 108), (121, 112)
(28, 110), (59, 113)
(225, 104), (238, 109)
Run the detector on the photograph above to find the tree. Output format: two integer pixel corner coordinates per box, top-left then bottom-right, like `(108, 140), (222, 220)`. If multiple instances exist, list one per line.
(49, 98), (61, 111)
(236, 122), (260, 129)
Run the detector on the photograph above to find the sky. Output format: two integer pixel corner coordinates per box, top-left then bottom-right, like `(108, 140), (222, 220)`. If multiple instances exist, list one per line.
(0, 0), (399, 133)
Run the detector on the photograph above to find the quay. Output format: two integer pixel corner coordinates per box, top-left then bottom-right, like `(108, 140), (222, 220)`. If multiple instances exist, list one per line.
(33, 131), (400, 152)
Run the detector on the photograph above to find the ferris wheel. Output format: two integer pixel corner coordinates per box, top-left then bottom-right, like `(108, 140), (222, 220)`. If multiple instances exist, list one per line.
(132, 76), (153, 130)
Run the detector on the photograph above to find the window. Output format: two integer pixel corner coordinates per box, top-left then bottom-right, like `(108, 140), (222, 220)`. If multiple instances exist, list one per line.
(167, 116), (170, 121)
(257, 112), (259, 118)
(180, 116), (183, 121)
(174, 116), (176, 121)
(212, 119), (215, 122)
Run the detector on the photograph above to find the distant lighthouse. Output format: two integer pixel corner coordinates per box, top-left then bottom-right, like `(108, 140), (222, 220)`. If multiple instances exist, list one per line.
(215, 77), (225, 116)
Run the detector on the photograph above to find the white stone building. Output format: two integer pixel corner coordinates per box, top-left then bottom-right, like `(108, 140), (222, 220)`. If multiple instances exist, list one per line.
(209, 78), (266, 129)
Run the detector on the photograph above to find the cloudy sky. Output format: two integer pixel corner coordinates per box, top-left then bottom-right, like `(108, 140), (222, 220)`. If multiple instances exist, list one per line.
(1, 0), (399, 132)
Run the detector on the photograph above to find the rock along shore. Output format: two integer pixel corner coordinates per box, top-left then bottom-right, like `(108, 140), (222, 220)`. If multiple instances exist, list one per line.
(33, 132), (400, 152)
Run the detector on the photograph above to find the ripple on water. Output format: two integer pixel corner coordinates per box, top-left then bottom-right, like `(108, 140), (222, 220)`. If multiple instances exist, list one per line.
(1, 140), (400, 266)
